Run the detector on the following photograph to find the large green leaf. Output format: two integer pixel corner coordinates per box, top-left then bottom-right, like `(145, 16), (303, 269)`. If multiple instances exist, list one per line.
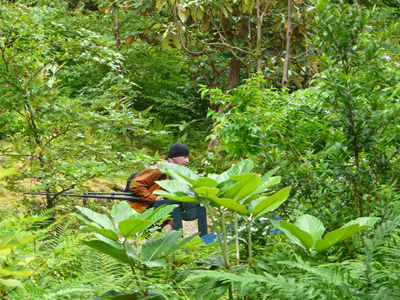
(344, 217), (380, 227)
(220, 173), (260, 201)
(0, 268), (36, 276)
(0, 278), (23, 288)
(164, 233), (199, 256)
(158, 162), (199, 183)
(75, 206), (114, 231)
(210, 159), (255, 183)
(154, 190), (199, 203)
(208, 196), (247, 215)
(141, 231), (182, 261)
(241, 175), (281, 204)
(194, 186), (219, 197)
(0, 167), (17, 180)
(140, 205), (177, 224)
(271, 220), (314, 250)
(83, 240), (129, 264)
(124, 241), (141, 263)
(143, 260), (166, 267)
(110, 201), (134, 227)
(251, 187), (291, 216)
(315, 224), (369, 252)
(118, 218), (152, 238)
(264, 176), (281, 188)
(0, 235), (34, 251)
(208, 173), (221, 183)
(192, 177), (219, 188)
(74, 214), (118, 241)
(295, 214), (325, 248)
(225, 160), (255, 177)
(155, 179), (191, 194)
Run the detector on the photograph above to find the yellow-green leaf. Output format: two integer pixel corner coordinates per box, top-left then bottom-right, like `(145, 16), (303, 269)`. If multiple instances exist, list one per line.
(0, 167), (17, 180)
(171, 36), (182, 49)
(272, 220), (314, 250)
(196, 8), (204, 20)
(156, 0), (166, 12)
(0, 278), (24, 288)
(125, 35), (135, 46)
(192, 177), (218, 188)
(194, 186), (219, 197)
(221, 174), (260, 201)
(178, 6), (189, 23)
(0, 268), (36, 277)
(208, 196), (247, 215)
(315, 224), (368, 252)
(252, 186), (291, 216)
(118, 218), (152, 238)
(162, 36), (170, 49)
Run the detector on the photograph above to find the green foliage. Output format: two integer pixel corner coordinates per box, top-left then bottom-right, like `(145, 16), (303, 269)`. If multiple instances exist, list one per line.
(201, 75), (276, 158)
(0, 168), (17, 181)
(310, 0), (400, 219)
(155, 159), (290, 270)
(0, 0), (399, 299)
(129, 0), (314, 90)
(200, 0), (400, 227)
(0, 233), (35, 296)
(75, 201), (198, 296)
(156, 159), (288, 217)
(271, 214), (379, 252)
(0, 1), (163, 209)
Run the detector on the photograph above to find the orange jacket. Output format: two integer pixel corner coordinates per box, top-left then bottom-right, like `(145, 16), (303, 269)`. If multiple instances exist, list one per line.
(129, 165), (168, 213)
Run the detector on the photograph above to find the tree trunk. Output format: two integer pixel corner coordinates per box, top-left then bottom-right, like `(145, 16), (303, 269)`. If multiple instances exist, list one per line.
(226, 57), (243, 90)
(282, 0), (293, 87)
(207, 57), (242, 151)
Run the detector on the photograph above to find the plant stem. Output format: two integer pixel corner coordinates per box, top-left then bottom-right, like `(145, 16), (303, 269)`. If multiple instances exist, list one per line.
(220, 208), (231, 269)
(247, 218), (253, 268)
(123, 240), (144, 295)
(205, 201), (230, 269)
(234, 213), (240, 265)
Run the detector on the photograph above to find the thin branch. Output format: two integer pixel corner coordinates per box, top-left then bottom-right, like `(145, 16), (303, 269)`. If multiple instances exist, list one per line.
(193, 38), (250, 54)
(207, 11), (248, 68)
(292, 48), (311, 60)
(43, 124), (75, 149)
(170, 4), (209, 56)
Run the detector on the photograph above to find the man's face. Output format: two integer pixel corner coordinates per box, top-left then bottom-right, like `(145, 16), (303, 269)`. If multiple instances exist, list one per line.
(169, 155), (189, 166)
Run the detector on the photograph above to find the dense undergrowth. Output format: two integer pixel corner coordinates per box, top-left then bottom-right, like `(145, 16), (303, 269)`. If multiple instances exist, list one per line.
(0, 205), (399, 299)
(1, 0), (399, 299)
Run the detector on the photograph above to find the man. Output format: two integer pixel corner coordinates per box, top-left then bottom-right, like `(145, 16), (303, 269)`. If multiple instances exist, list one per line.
(129, 142), (207, 236)
(128, 142), (190, 213)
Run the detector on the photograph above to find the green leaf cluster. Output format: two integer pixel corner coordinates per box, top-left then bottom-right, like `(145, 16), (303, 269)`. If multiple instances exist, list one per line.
(0, 234), (36, 294)
(271, 214), (380, 252)
(155, 159), (290, 219)
(75, 201), (197, 268)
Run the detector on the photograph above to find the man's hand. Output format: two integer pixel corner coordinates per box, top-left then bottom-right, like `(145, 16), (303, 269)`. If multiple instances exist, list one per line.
(162, 224), (172, 231)
(155, 196), (164, 201)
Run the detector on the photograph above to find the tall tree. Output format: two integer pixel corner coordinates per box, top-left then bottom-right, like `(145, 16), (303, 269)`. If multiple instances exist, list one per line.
(120, 0), (313, 90)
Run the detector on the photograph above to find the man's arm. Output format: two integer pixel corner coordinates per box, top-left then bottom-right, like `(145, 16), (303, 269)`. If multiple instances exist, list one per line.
(130, 168), (163, 204)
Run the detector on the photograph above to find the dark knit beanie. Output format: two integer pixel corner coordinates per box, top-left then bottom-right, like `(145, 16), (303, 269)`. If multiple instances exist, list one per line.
(168, 143), (190, 158)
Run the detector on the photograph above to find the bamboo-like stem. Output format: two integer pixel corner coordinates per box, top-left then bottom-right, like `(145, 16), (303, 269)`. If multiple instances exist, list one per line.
(123, 240), (144, 295)
(205, 201), (230, 269)
(219, 208), (231, 269)
(247, 218), (253, 268)
(234, 213), (240, 265)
